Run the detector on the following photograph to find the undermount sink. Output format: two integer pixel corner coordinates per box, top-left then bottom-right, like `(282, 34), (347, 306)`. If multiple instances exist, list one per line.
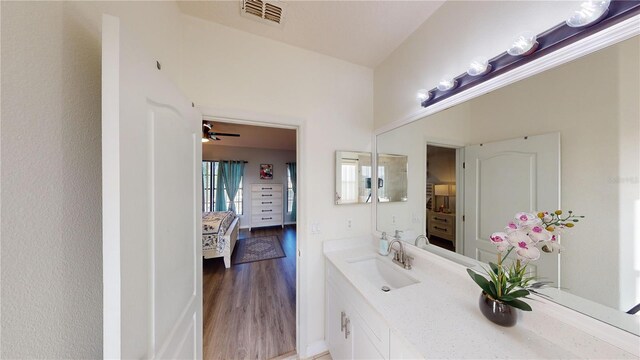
(347, 256), (419, 291)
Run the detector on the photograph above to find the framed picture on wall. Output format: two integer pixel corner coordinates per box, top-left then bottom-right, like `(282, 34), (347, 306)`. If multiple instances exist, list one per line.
(260, 164), (273, 180)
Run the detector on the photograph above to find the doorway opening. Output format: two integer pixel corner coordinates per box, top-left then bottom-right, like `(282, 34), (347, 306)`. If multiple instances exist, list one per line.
(425, 144), (461, 253)
(201, 120), (298, 359)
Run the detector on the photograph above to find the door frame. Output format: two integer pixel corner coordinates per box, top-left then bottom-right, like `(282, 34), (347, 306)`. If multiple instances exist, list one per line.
(199, 106), (304, 356)
(423, 138), (465, 254)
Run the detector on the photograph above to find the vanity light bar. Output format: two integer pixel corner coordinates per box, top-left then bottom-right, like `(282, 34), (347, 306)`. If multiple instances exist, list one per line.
(419, 0), (640, 108)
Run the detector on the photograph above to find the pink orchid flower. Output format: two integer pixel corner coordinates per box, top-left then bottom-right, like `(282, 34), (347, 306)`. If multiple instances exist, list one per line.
(514, 212), (542, 228)
(489, 232), (510, 252)
(528, 225), (552, 243)
(515, 239), (541, 261)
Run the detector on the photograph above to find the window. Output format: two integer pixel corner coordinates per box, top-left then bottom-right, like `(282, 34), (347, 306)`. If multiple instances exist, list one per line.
(202, 161), (243, 215)
(287, 167), (294, 213)
(340, 161), (358, 203)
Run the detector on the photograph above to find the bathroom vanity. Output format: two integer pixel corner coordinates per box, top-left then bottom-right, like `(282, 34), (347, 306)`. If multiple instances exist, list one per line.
(324, 237), (638, 359)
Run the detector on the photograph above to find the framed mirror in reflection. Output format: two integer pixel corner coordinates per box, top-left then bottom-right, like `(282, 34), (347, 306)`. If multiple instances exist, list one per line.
(377, 153), (408, 203)
(335, 151), (372, 205)
(376, 36), (640, 334)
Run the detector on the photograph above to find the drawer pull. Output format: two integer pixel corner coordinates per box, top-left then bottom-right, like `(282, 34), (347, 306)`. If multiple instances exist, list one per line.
(344, 317), (351, 339)
(262, 194), (273, 197)
(262, 217), (272, 220)
(261, 209), (273, 212)
(340, 311), (346, 332)
(434, 217), (448, 222)
(262, 187), (272, 190)
(261, 201), (272, 204)
(434, 226), (448, 232)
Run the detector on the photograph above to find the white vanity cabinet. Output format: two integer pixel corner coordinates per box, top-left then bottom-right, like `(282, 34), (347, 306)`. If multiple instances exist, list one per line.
(326, 260), (414, 360)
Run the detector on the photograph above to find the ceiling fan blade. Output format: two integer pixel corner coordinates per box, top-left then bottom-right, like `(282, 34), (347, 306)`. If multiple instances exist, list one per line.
(209, 132), (240, 137)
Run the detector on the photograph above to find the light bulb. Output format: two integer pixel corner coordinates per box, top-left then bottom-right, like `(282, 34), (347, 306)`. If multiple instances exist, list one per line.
(507, 32), (538, 56)
(416, 89), (433, 102)
(202, 137), (209, 143)
(566, 0), (610, 28)
(467, 57), (492, 76)
(437, 77), (458, 92)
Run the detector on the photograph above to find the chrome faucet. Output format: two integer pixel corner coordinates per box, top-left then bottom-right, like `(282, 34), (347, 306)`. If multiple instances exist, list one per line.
(415, 234), (430, 247)
(386, 238), (413, 270)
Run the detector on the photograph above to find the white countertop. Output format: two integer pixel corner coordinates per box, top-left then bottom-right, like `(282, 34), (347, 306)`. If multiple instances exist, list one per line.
(324, 237), (638, 359)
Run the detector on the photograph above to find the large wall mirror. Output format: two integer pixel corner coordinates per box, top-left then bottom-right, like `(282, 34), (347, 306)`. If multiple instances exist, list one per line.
(376, 35), (639, 334)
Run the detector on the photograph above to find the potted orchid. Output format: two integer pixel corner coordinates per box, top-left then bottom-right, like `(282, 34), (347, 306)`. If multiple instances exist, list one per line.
(467, 210), (583, 327)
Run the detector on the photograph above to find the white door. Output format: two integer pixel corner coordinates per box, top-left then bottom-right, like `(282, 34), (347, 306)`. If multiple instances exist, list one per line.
(102, 15), (202, 359)
(464, 133), (560, 285)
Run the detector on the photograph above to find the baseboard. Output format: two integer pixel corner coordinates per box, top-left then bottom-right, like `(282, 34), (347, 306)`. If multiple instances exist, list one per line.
(304, 340), (328, 359)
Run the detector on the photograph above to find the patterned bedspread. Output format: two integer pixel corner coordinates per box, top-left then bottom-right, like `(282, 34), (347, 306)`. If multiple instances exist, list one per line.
(202, 211), (236, 253)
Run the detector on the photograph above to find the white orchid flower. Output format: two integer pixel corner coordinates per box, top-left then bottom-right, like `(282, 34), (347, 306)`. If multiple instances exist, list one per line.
(515, 241), (541, 261)
(541, 234), (563, 253)
(505, 220), (519, 233)
(506, 229), (532, 245)
(489, 232), (510, 252)
(514, 212), (542, 227)
(528, 225), (553, 243)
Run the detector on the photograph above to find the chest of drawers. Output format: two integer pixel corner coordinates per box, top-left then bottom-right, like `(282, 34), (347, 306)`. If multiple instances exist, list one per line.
(427, 210), (456, 243)
(250, 184), (284, 230)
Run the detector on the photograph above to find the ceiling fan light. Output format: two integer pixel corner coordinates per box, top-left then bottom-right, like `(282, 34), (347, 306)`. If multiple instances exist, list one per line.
(566, 0), (610, 28)
(507, 32), (538, 56)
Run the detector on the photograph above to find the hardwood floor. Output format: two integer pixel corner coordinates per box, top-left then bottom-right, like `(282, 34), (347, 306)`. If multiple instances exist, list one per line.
(203, 225), (296, 360)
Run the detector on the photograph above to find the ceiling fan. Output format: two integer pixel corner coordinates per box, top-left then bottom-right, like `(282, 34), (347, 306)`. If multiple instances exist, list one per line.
(202, 122), (240, 142)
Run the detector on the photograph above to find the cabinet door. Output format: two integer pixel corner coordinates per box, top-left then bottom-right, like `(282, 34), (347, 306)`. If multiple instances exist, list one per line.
(352, 313), (385, 360)
(326, 282), (353, 359)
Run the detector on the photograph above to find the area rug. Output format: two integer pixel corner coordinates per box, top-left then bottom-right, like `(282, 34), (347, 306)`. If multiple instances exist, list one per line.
(232, 235), (286, 265)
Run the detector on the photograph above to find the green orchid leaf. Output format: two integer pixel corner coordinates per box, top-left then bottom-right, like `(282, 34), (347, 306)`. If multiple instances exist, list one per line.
(489, 281), (498, 297)
(467, 269), (494, 296)
(489, 262), (500, 275)
(504, 298), (532, 311)
(501, 289), (530, 301)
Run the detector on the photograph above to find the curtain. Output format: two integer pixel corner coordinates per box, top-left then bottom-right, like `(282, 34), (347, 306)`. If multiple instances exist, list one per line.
(287, 162), (297, 222)
(219, 160), (245, 213)
(214, 163), (227, 211)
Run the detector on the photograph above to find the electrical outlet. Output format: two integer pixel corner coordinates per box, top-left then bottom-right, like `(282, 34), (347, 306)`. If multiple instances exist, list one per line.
(392, 215), (396, 224)
(347, 218), (352, 230)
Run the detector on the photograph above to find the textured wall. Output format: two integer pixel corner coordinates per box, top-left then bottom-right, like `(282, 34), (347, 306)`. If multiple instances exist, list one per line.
(0, 1), (183, 357)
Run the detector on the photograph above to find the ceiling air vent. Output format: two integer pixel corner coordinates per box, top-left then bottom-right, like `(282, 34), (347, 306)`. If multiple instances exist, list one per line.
(241, 0), (285, 26)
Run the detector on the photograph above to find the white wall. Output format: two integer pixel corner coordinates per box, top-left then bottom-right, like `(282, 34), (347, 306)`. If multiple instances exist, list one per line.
(374, 0), (581, 129)
(179, 15), (374, 355)
(1, 1), (184, 357)
(203, 145), (297, 227)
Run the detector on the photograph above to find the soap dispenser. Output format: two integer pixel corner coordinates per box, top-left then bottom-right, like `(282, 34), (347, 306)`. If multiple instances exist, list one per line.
(379, 232), (389, 255)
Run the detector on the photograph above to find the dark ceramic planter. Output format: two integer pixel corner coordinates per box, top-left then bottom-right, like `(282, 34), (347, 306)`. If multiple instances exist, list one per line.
(478, 292), (518, 327)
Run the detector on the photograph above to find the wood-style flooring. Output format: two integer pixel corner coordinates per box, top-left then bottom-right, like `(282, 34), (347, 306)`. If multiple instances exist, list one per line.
(203, 226), (296, 360)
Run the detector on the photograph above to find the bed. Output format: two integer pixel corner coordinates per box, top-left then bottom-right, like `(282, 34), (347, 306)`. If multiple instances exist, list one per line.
(202, 211), (240, 268)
